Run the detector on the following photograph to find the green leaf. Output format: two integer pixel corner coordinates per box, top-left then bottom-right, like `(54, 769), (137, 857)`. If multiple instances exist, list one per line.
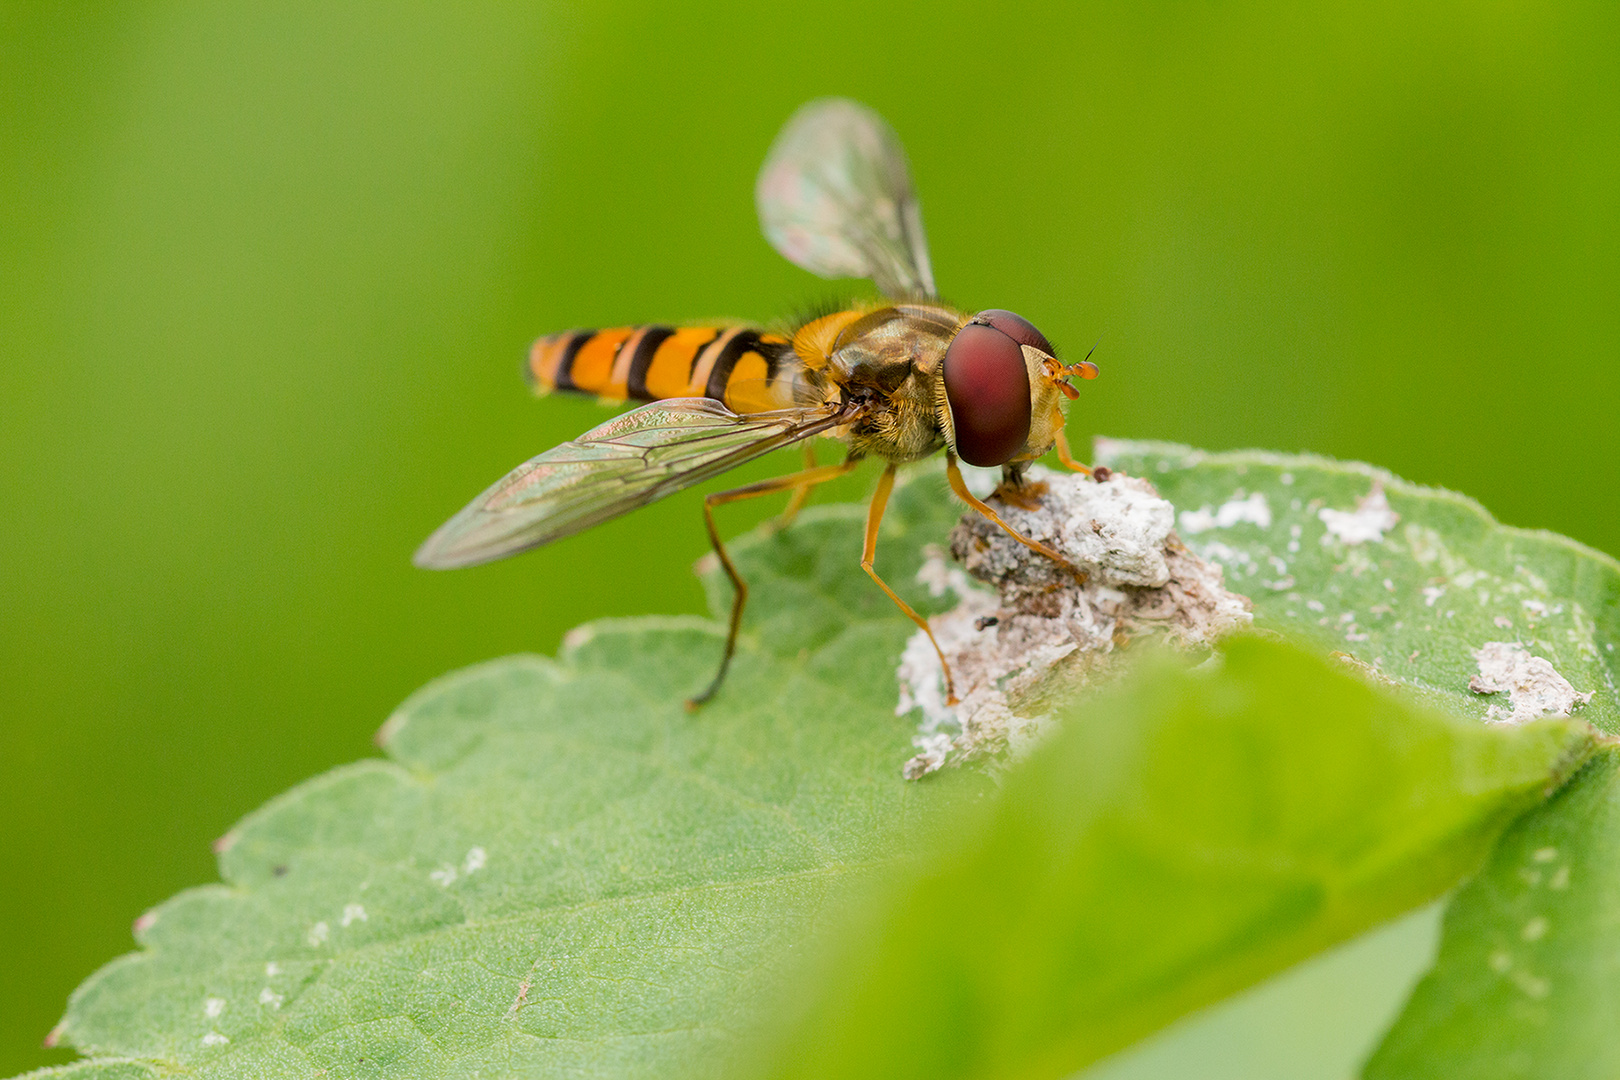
(1083, 442), (1620, 1080)
(14, 1064), (159, 1080)
(1097, 440), (1620, 732)
(747, 637), (1594, 1080)
(23, 451), (1612, 1080)
(1080, 902), (1444, 1080)
(33, 474), (979, 1080)
(1363, 747), (1620, 1079)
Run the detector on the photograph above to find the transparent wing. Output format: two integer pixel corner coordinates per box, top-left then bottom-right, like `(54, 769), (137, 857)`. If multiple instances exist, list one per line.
(414, 398), (847, 569)
(755, 98), (936, 300)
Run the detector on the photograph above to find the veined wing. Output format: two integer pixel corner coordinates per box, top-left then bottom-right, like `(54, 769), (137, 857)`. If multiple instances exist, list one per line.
(414, 398), (848, 569)
(755, 98), (936, 301)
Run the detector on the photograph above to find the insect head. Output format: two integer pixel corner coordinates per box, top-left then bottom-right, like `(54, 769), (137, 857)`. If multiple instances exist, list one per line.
(940, 309), (1099, 467)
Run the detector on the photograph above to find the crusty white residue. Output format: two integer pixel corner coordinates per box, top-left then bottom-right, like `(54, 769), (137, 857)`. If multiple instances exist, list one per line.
(1319, 484), (1399, 545)
(898, 467), (1252, 779)
(1469, 641), (1593, 724)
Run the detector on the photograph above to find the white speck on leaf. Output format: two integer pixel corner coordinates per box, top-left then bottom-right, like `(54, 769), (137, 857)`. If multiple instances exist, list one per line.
(1522, 916), (1549, 942)
(1532, 847), (1558, 863)
(1489, 950), (1512, 973)
(1319, 485), (1399, 545)
(341, 903), (367, 927)
(307, 921), (329, 947)
(464, 846), (487, 873)
(203, 997), (225, 1019)
(1550, 865), (1571, 890)
(561, 624), (596, 653)
(430, 865), (458, 887)
(258, 987), (284, 1010)
(202, 1032), (229, 1047)
(1469, 641), (1594, 723)
(373, 711), (408, 747)
(1178, 491), (1272, 534)
(1494, 615), (1513, 629)
(1513, 971), (1551, 999)
(265, 961), (280, 977)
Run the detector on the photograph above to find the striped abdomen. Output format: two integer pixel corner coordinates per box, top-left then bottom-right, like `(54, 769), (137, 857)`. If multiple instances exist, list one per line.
(526, 325), (799, 415)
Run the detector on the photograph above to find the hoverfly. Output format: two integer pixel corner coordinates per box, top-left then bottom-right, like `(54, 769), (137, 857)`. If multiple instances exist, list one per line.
(415, 98), (1099, 707)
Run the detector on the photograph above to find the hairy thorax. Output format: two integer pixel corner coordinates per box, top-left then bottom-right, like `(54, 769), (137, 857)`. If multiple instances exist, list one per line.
(800, 303), (961, 464)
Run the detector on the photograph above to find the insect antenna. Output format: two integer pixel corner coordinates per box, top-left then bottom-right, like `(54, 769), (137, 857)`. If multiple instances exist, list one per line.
(1045, 335), (1102, 399)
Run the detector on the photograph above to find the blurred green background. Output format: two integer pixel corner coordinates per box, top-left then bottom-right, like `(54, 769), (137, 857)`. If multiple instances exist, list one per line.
(2, 1), (1615, 1075)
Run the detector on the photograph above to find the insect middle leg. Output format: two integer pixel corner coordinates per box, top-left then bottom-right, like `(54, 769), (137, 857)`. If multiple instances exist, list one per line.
(863, 462), (959, 705)
(772, 443), (822, 531)
(945, 452), (1084, 579)
(687, 456), (860, 709)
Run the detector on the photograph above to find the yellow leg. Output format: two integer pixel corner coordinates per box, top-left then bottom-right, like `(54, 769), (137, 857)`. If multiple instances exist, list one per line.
(773, 442), (821, 530)
(863, 463), (958, 705)
(1051, 408), (1092, 475)
(688, 457), (860, 709)
(946, 453), (1084, 579)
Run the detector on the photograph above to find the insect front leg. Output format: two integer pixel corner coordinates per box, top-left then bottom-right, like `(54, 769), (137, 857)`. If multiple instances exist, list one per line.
(945, 452), (1085, 580)
(1050, 406), (1093, 475)
(861, 462), (959, 706)
(687, 456), (860, 710)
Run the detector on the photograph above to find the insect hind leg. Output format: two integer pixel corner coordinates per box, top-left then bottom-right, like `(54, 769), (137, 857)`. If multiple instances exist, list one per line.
(687, 456), (860, 710)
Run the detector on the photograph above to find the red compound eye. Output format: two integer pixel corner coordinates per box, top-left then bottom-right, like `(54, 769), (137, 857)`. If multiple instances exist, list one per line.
(942, 323), (1032, 467)
(976, 309), (1056, 357)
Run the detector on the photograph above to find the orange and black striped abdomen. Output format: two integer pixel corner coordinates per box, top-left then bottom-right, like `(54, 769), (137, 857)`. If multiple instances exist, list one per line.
(526, 325), (797, 414)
